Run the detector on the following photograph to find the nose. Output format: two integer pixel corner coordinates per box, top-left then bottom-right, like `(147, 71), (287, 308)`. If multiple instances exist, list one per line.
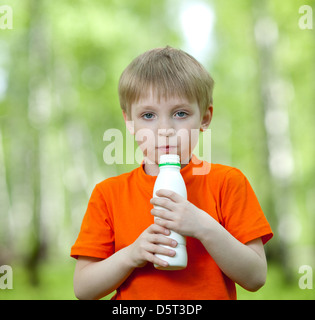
(158, 128), (176, 137)
(158, 118), (176, 137)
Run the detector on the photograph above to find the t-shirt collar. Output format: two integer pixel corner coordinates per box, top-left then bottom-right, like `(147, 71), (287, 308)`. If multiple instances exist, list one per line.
(136, 154), (210, 194)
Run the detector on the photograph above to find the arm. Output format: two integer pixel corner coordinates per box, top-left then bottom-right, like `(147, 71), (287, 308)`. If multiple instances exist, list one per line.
(73, 248), (134, 300)
(73, 224), (177, 300)
(151, 190), (267, 292)
(196, 217), (267, 291)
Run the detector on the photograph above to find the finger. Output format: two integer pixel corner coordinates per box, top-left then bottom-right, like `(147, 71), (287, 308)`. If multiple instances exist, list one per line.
(142, 251), (167, 267)
(150, 197), (176, 211)
(154, 217), (175, 231)
(152, 243), (176, 257)
(152, 255), (169, 268)
(148, 233), (177, 248)
(147, 223), (170, 236)
(155, 189), (184, 203)
(151, 208), (173, 221)
(144, 242), (176, 258)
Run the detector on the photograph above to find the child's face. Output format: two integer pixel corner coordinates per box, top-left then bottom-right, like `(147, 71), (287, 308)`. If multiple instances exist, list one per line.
(123, 91), (212, 166)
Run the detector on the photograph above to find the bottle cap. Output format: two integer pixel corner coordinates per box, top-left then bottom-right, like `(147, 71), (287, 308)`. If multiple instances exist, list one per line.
(159, 154), (181, 167)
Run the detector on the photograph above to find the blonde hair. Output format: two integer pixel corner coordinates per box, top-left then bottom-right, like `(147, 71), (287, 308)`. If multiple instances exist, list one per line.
(118, 46), (214, 117)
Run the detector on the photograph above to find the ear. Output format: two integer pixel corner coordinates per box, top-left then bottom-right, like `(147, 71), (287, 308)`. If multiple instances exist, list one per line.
(122, 110), (135, 135)
(200, 105), (213, 131)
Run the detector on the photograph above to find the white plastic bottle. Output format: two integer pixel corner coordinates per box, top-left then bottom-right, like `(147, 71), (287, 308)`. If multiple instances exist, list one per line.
(153, 154), (188, 270)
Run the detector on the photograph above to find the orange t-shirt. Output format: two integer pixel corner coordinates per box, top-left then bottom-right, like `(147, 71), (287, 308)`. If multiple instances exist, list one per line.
(70, 155), (273, 300)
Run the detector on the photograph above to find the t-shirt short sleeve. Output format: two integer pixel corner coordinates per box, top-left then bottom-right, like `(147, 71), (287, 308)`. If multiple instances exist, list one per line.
(70, 185), (114, 259)
(220, 168), (273, 245)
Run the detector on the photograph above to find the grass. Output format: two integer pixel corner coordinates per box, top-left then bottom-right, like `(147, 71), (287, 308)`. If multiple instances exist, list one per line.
(1, 261), (314, 300)
(0, 260), (76, 300)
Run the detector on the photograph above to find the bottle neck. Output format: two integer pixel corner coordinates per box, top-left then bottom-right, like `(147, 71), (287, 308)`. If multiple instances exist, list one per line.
(159, 162), (181, 168)
(159, 164), (181, 171)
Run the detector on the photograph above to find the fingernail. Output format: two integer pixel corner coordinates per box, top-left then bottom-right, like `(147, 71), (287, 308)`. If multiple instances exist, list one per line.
(171, 240), (177, 247)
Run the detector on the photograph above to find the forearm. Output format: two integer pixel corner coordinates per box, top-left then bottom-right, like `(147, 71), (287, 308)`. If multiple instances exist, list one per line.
(196, 215), (267, 291)
(73, 223), (178, 300)
(74, 246), (135, 300)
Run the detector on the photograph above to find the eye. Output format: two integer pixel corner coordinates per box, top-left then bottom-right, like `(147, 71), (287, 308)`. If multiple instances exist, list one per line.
(174, 111), (188, 118)
(142, 112), (155, 120)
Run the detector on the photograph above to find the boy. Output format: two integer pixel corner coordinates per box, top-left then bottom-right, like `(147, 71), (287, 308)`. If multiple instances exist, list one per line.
(71, 46), (273, 300)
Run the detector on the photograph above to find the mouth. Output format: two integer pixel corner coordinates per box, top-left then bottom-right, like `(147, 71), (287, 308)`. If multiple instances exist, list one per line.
(157, 145), (177, 153)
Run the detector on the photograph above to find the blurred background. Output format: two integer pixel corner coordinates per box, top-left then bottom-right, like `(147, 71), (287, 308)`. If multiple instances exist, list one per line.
(1, 0), (315, 299)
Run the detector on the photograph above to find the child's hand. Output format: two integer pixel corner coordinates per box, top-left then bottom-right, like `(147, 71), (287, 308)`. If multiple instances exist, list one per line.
(127, 224), (178, 268)
(150, 189), (213, 239)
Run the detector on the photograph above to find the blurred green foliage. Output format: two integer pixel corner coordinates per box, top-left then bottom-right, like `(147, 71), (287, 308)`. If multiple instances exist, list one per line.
(1, 0), (315, 299)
